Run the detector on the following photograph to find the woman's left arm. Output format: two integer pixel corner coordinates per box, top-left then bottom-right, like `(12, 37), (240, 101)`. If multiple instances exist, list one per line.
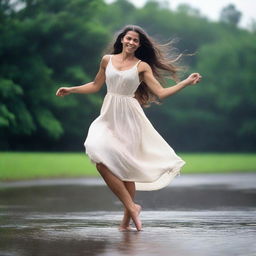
(140, 62), (202, 99)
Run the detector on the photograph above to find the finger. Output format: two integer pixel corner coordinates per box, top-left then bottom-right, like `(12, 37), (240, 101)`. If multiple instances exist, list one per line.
(195, 78), (200, 83)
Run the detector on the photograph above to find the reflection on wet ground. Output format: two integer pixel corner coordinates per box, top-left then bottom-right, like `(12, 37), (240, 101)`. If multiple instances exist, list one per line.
(0, 173), (256, 256)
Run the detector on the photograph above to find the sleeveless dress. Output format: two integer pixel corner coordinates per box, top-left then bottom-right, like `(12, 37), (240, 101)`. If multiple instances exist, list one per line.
(84, 55), (185, 191)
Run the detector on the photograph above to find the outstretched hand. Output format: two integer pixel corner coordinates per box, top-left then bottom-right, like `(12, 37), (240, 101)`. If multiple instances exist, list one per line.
(56, 87), (71, 97)
(185, 73), (202, 86)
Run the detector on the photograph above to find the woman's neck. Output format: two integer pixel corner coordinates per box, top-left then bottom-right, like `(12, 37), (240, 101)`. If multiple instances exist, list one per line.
(119, 51), (135, 61)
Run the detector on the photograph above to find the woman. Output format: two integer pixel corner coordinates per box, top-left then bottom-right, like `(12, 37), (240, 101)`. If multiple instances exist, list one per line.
(56, 25), (202, 231)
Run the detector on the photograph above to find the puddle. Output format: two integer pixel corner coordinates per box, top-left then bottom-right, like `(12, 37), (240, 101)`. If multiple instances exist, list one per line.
(0, 174), (256, 256)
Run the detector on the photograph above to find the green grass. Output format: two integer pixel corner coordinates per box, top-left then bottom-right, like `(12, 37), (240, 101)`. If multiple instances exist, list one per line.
(0, 152), (98, 181)
(0, 152), (255, 181)
(180, 153), (256, 173)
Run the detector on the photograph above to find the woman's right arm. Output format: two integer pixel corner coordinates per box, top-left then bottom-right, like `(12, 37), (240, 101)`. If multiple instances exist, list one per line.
(139, 62), (201, 99)
(56, 55), (110, 97)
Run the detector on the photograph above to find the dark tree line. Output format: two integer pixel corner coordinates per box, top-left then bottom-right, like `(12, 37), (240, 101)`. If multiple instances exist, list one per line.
(0, 0), (255, 152)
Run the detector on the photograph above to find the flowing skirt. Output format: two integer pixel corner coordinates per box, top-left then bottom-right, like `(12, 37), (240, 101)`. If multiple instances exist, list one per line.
(84, 93), (185, 191)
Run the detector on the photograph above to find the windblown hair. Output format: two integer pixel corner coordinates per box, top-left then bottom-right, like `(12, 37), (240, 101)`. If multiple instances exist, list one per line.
(107, 25), (184, 107)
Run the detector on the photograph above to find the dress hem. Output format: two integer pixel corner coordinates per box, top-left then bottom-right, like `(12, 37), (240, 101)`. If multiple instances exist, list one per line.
(85, 151), (185, 191)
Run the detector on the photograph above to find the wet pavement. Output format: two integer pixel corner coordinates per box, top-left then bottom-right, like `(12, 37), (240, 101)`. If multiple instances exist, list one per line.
(0, 173), (256, 256)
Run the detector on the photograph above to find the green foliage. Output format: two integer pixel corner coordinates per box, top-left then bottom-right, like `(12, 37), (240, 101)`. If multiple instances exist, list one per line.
(0, 79), (22, 127)
(100, 0), (136, 30)
(193, 35), (256, 150)
(0, 0), (108, 149)
(220, 4), (242, 27)
(0, 0), (255, 151)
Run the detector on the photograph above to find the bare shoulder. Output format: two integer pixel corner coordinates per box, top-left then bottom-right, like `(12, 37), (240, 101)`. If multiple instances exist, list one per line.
(138, 61), (152, 73)
(100, 55), (111, 69)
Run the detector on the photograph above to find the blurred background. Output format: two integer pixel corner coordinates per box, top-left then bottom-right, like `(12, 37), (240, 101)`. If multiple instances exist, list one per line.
(1, 3), (255, 254)
(1, 0), (256, 153)
(0, 0), (256, 182)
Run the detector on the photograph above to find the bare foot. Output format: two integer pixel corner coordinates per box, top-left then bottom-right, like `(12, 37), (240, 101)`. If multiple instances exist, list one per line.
(129, 204), (142, 231)
(119, 209), (131, 231)
(118, 225), (133, 232)
(119, 204), (142, 231)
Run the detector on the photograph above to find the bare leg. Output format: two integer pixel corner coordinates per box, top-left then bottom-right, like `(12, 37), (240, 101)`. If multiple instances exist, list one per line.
(120, 182), (141, 231)
(121, 182), (135, 229)
(96, 163), (142, 231)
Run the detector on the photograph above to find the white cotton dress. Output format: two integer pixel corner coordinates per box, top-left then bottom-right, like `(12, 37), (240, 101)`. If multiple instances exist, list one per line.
(84, 55), (185, 191)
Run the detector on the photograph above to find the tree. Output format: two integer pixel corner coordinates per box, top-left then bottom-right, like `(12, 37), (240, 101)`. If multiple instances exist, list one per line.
(249, 18), (256, 33)
(0, 0), (109, 150)
(194, 36), (256, 151)
(220, 4), (242, 27)
(176, 3), (201, 17)
(1, 0), (256, 152)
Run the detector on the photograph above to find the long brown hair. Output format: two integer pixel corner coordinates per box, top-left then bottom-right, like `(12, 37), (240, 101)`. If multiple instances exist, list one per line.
(108, 25), (183, 107)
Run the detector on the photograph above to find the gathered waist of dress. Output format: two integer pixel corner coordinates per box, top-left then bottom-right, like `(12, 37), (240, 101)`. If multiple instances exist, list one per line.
(106, 92), (135, 98)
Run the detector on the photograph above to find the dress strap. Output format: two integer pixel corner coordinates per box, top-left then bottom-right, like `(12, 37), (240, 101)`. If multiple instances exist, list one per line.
(135, 60), (141, 67)
(109, 54), (113, 63)
(107, 55), (113, 68)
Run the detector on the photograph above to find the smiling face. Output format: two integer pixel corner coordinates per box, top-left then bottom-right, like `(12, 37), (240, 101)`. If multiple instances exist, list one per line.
(121, 30), (140, 54)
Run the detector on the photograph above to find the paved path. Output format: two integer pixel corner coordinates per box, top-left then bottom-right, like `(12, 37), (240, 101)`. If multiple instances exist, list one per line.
(1, 173), (256, 189)
(0, 173), (256, 256)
